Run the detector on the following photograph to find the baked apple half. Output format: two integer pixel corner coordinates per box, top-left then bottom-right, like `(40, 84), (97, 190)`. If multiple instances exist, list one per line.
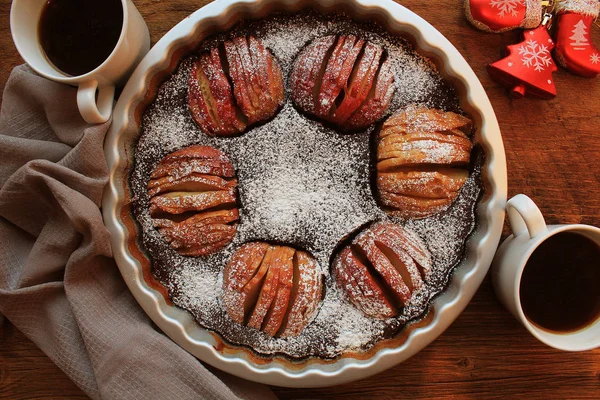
(333, 222), (432, 319)
(290, 34), (395, 131)
(148, 145), (239, 256)
(188, 36), (285, 136)
(223, 243), (323, 337)
(377, 106), (473, 219)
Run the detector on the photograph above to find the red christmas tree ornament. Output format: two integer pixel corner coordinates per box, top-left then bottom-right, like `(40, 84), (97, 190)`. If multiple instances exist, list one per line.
(487, 15), (558, 99)
(465, 0), (548, 32)
(554, 0), (600, 77)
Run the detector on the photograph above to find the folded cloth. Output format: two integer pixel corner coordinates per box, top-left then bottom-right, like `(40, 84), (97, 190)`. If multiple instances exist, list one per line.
(0, 65), (276, 400)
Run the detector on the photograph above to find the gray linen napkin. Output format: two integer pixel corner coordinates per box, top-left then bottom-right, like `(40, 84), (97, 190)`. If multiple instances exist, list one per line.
(0, 65), (277, 400)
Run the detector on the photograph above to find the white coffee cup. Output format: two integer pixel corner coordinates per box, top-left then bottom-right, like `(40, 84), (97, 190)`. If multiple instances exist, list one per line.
(491, 194), (600, 351)
(10, 0), (150, 124)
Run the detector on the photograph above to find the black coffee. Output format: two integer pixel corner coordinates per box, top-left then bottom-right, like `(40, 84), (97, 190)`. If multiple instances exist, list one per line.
(519, 231), (600, 333)
(39, 0), (124, 76)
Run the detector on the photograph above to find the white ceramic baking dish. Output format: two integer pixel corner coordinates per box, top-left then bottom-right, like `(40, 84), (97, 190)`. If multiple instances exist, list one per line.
(102, 0), (507, 387)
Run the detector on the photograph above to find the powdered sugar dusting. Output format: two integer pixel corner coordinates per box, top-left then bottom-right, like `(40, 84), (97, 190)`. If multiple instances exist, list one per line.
(129, 12), (483, 360)
(231, 104), (381, 266)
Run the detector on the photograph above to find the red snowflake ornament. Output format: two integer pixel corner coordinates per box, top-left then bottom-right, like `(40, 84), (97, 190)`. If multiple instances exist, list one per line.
(465, 0), (545, 33)
(488, 24), (558, 99)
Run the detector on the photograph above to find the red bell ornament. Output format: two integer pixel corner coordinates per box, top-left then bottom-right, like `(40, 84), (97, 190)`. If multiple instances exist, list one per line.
(554, 0), (600, 77)
(465, 0), (548, 32)
(488, 16), (558, 99)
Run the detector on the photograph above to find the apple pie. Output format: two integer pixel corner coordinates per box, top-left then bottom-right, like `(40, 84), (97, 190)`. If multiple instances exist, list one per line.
(130, 12), (484, 361)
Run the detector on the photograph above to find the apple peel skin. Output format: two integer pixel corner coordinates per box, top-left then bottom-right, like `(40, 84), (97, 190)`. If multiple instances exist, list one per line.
(153, 209), (239, 256)
(247, 249), (281, 330)
(188, 50), (247, 137)
(316, 35), (364, 117)
(227, 35), (285, 123)
(345, 56), (395, 130)
(333, 247), (397, 319)
(150, 146), (235, 179)
(278, 251), (323, 338)
(290, 35), (337, 115)
(262, 247), (295, 337)
(331, 42), (382, 124)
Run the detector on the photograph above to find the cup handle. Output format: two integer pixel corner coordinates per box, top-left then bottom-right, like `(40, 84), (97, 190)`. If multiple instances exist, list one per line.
(76, 80), (115, 124)
(506, 194), (547, 239)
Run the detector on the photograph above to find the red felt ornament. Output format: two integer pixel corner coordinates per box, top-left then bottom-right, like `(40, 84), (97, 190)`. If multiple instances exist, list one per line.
(465, 0), (548, 32)
(554, 0), (600, 77)
(488, 14), (558, 98)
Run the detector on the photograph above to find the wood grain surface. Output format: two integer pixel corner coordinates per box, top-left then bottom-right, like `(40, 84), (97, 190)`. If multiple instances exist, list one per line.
(1, 0), (600, 399)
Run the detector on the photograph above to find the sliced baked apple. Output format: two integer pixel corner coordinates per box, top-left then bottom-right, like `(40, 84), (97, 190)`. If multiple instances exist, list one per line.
(188, 49), (247, 136)
(148, 146), (239, 256)
(377, 169), (468, 219)
(188, 36), (284, 136)
(224, 36), (285, 126)
(262, 246), (295, 336)
(376, 106), (474, 219)
(291, 34), (395, 130)
(353, 237), (411, 307)
(345, 56), (395, 130)
(150, 146), (235, 179)
(149, 189), (237, 217)
(333, 247), (396, 319)
(148, 174), (235, 197)
(331, 41), (382, 124)
(333, 222), (432, 319)
(290, 35), (336, 114)
(278, 250), (323, 338)
(247, 248), (281, 330)
(315, 35), (364, 117)
(223, 244), (323, 337)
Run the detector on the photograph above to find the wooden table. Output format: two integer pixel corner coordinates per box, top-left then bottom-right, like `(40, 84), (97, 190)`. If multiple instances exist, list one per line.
(1, 0), (599, 398)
